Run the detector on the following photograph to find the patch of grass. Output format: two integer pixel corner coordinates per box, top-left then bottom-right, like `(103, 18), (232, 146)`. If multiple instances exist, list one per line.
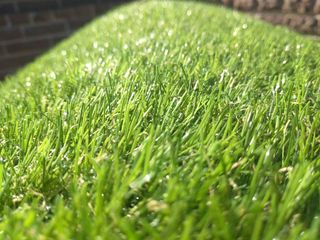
(1, 1), (320, 239)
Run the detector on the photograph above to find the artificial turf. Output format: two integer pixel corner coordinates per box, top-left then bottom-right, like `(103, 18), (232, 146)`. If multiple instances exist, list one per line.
(0, 1), (320, 239)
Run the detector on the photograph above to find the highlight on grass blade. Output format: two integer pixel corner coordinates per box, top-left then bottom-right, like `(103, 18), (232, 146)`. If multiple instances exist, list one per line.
(0, 162), (3, 193)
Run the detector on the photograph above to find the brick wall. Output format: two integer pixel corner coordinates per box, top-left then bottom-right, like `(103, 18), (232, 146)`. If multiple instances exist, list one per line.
(0, 0), (131, 80)
(214, 0), (320, 35)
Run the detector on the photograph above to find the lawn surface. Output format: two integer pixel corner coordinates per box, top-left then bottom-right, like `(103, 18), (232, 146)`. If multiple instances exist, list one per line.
(1, 1), (320, 239)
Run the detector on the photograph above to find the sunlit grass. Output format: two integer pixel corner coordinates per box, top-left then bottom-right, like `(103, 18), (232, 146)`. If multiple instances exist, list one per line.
(0, 1), (320, 239)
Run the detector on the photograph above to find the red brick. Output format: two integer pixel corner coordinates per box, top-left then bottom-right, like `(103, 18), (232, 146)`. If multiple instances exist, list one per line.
(7, 13), (31, 26)
(0, 45), (6, 56)
(31, 11), (54, 23)
(0, 3), (16, 14)
(0, 52), (40, 69)
(296, 0), (315, 13)
(283, 14), (305, 28)
(316, 15), (320, 33)
(17, 0), (59, 13)
(234, 0), (256, 10)
(54, 8), (75, 20)
(257, 12), (285, 25)
(61, 0), (95, 7)
(95, 3), (117, 15)
(258, 0), (281, 10)
(314, 0), (320, 13)
(282, 0), (299, 12)
(0, 16), (7, 28)
(300, 16), (316, 33)
(73, 5), (96, 17)
(68, 18), (92, 30)
(0, 28), (23, 42)
(5, 39), (51, 54)
(24, 22), (67, 37)
(50, 33), (71, 45)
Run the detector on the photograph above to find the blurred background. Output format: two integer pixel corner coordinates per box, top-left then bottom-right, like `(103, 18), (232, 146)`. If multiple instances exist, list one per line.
(0, 0), (319, 80)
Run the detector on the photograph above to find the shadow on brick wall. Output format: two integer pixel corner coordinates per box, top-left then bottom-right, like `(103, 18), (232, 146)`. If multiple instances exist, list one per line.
(0, 0), (132, 80)
(206, 0), (320, 35)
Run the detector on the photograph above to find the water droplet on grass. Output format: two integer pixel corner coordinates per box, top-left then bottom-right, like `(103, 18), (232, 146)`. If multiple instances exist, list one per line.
(49, 72), (56, 79)
(151, 218), (160, 227)
(284, 45), (290, 52)
(118, 14), (125, 21)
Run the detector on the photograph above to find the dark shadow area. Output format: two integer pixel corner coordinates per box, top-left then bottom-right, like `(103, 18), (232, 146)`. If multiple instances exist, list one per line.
(0, 0), (133, 81)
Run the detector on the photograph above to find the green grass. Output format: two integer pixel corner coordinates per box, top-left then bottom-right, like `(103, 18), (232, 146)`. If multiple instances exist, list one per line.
(1, 1), (320, 239)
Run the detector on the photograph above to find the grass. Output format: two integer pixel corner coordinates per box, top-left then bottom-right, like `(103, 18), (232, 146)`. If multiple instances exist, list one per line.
(0, 1), (320, 239)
